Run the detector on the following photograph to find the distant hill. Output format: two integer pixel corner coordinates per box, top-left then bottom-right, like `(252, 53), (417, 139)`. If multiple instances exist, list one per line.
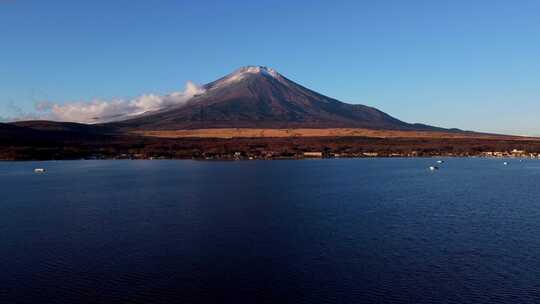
(12, 120), (113, 135)
(0, 123), (41, 140)
(111, 66), (447, 131)
(1, 121), (113, 146)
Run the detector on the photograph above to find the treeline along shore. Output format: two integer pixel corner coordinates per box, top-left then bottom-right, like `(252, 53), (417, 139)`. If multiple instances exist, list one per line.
(2, 131), (540, 161)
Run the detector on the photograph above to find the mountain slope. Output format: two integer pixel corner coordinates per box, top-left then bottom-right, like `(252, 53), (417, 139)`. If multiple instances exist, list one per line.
(112, 66), (440, 131)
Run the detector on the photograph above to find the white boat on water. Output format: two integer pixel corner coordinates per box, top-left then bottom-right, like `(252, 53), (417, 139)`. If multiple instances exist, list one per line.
(34, 168), (45, 173)
(429, 166), (439, 171)
(503, 162), (508, 166)
(437, 160), (444, 164)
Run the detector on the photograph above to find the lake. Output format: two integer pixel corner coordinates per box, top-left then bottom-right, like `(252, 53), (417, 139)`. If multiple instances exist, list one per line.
(2, 158), (540, 303)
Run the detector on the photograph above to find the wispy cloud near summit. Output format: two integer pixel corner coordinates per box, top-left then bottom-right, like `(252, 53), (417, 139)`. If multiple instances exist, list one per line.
(14, 82), (205, 124)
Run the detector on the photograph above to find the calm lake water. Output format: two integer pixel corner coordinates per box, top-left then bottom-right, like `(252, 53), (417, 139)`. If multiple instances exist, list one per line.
(2, 158), (540, 303)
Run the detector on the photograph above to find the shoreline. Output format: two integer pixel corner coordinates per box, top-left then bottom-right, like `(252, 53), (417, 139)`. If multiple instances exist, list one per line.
(3, 133), (540, 161)
(2, 154), (538, 162)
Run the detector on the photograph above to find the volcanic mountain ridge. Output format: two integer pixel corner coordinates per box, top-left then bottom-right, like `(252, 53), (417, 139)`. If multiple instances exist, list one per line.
(112, 66), (444, 131)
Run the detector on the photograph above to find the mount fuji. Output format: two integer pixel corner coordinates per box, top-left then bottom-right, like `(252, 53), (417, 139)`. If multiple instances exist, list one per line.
(111, 66), (443, 131)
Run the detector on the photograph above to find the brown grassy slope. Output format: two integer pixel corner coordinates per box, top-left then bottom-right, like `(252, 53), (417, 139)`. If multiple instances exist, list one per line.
(134, 128), (537, 140)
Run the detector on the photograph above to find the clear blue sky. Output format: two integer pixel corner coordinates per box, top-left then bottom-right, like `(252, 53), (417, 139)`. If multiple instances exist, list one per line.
(1, 0), (539, 135)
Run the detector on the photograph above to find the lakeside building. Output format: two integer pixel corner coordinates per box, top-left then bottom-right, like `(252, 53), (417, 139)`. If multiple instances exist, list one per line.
(481, 150), (539, 158)
(303, 152), (323, 158)
(363, 152), (379, 157)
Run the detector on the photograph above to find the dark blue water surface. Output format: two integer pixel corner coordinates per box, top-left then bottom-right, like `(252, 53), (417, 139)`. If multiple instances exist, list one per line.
(2, 158), (540, 303)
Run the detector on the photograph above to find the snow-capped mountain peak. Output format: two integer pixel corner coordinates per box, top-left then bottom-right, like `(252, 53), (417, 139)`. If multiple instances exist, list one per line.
(209, 66), (282, 89)
(236, 66), (279, 78)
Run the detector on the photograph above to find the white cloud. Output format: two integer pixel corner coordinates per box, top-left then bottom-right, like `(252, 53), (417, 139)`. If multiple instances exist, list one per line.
(33, 81), (205, 124)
